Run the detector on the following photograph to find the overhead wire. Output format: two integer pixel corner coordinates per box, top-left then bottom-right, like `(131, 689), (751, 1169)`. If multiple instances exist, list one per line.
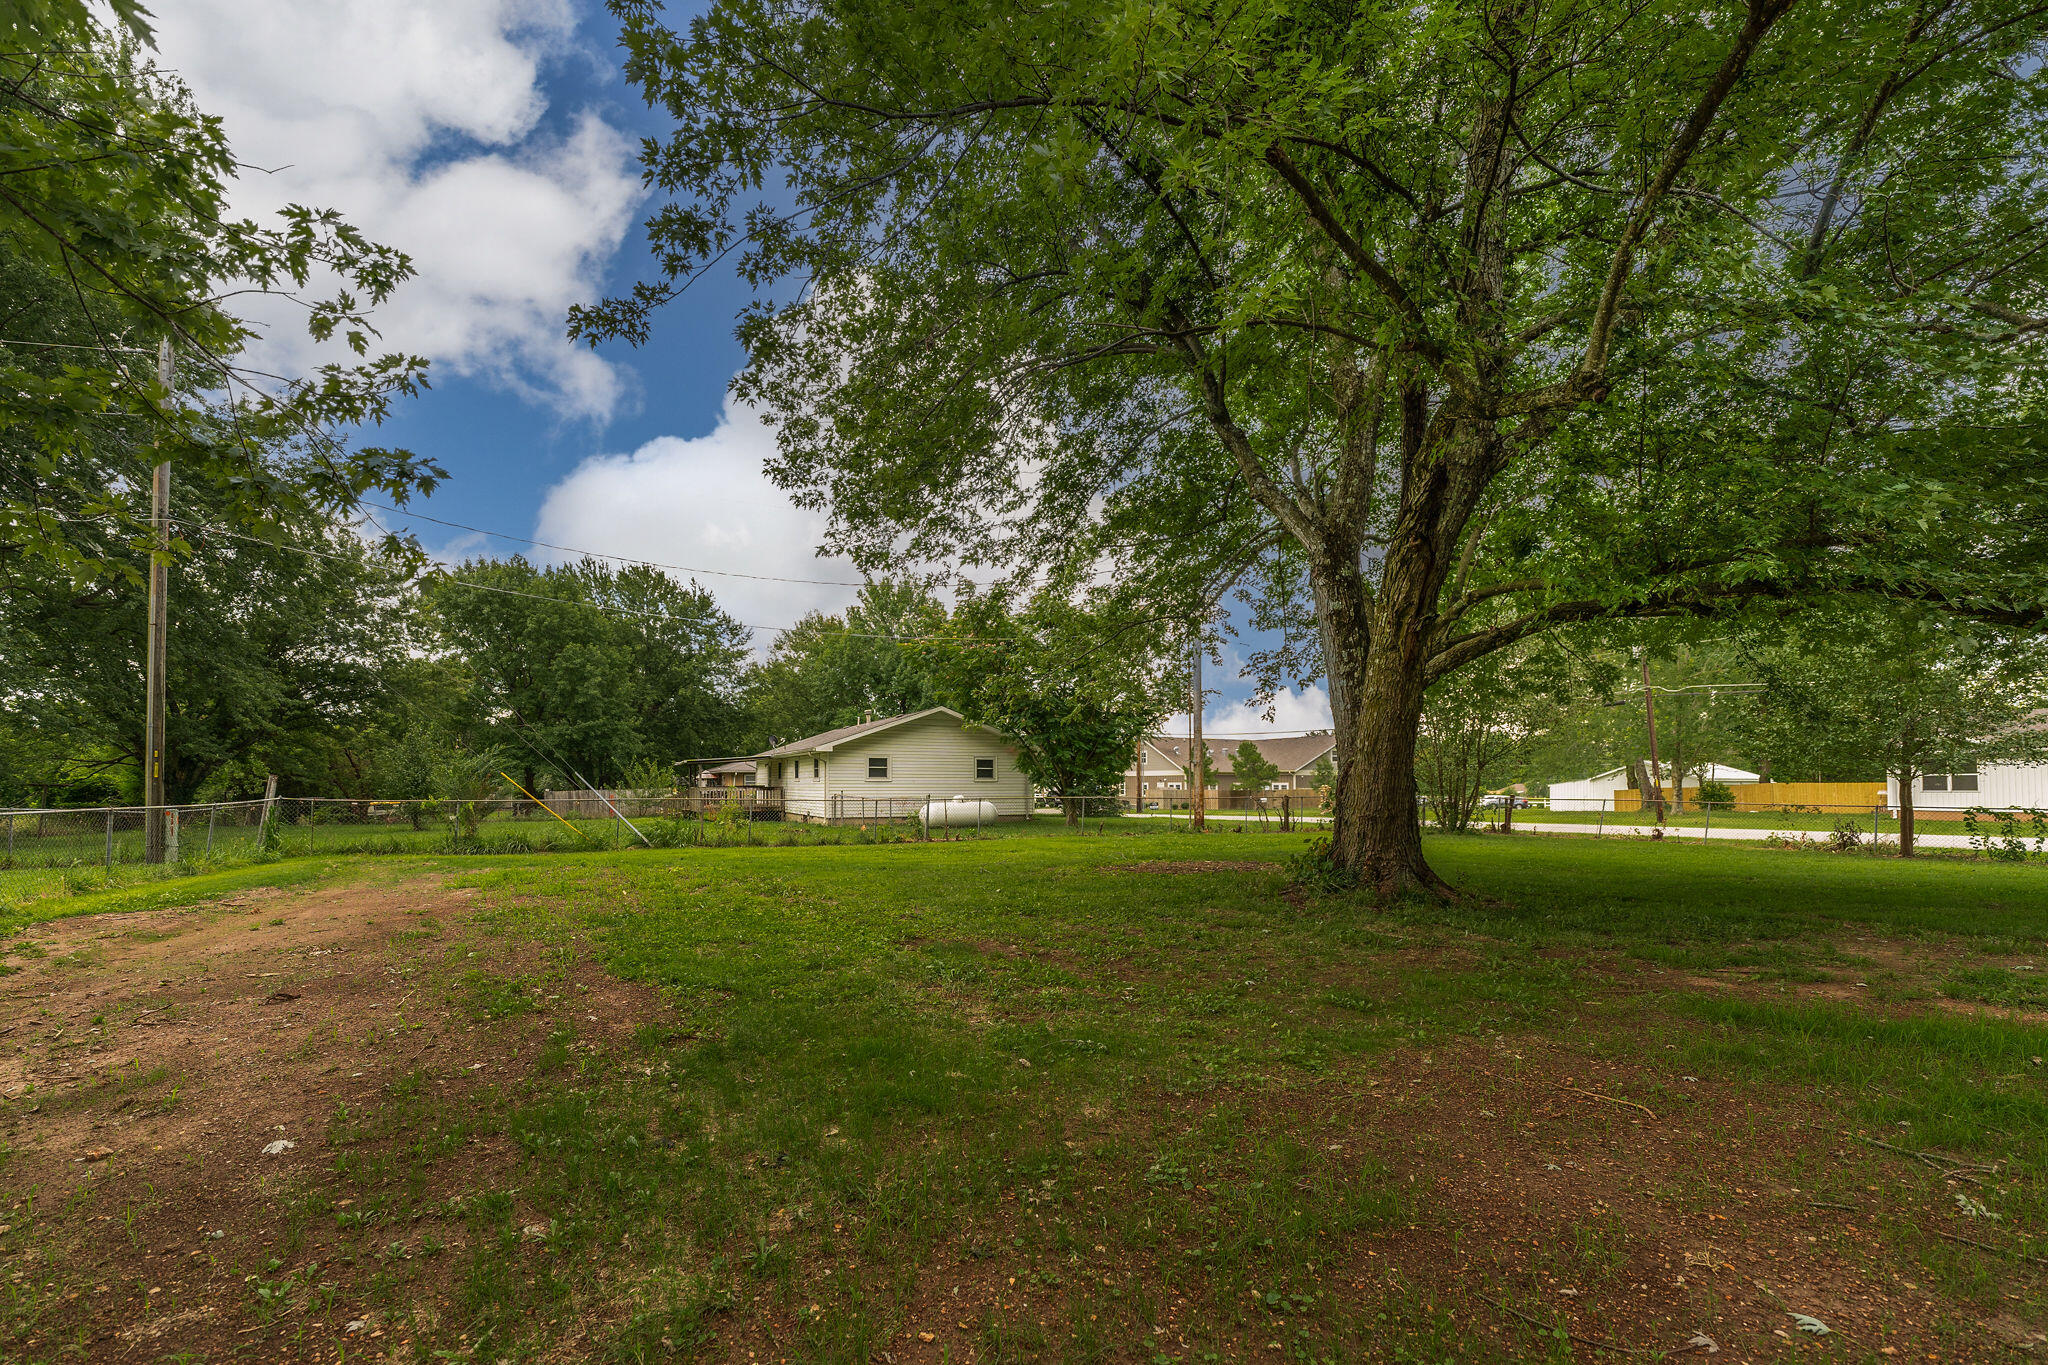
(0, 337), (155, 353)
(349, 498), (871, 589)
(169, 513), (989, 643)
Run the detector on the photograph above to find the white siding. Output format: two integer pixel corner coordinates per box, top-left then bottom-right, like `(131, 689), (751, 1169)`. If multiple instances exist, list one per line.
(781, 713), (1036, 822)
(780, 752), (821, 804)
(1546, 771), (1623, 811)
(1545, 763), (1758, 811)
(1888, 762), (2048, 811)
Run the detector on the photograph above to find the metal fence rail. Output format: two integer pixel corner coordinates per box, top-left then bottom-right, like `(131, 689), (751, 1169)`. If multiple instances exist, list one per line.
(1454, 796), (2048, 854)
(0, 800), (270, 870)
(4, 791), (2042, 872)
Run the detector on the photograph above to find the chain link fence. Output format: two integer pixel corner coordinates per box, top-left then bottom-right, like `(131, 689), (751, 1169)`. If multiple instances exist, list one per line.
(3, 792), (1064, 868)
(5, 791), (2042, 872)
(0, 800), (270, 869)
(1453, 796), (2048, 854)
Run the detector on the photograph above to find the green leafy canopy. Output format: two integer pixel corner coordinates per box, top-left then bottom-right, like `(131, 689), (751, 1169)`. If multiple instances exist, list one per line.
(586, 0), (2048, 882)
(1, 7), (441, 583)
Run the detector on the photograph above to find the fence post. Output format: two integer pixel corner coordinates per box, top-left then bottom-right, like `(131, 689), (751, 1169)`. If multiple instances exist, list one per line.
(256, 774), (278, 850)
(165, 808), (179, 864)
(1596, 800), (1604, 838)
(4, 812), (11, 864)
(1874, 803), (1883, 855)
(104, 808), (114, 870)
(207, 806), (217, 856)
(1704, 800), (1712, 841)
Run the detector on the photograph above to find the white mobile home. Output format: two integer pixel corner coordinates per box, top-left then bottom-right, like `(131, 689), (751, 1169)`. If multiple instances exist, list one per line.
(1546, 762), (1760, 811)
(753, 707), (1036, 823)
(1887, 760), (2048, 813)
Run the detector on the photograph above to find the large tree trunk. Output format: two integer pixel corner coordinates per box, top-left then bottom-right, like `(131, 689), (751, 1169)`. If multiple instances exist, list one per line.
(1324, 663), (1438, 894)
(1316, 552), (1452, 898)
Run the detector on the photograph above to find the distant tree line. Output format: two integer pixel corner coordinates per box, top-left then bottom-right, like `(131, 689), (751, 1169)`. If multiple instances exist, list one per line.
(0, 510), (1177, 808)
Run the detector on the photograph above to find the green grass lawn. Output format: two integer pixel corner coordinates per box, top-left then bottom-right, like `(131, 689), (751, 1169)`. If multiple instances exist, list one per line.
(7, 833), (2048, 1362)
(0, 811), (1286, 915)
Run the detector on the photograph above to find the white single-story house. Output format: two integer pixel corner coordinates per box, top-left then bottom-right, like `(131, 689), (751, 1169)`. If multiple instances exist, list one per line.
(1887, 762), (2048, 813)
(749, 706), (1036, 823)
(1886, 708), (2048, 813)
(1546, 762), (1760, 811)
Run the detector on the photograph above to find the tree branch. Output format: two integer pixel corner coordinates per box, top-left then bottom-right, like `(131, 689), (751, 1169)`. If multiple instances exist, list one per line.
(1579, 0), (1795, 379)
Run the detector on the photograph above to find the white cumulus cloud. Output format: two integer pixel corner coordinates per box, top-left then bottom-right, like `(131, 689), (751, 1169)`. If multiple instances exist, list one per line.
(151, 0), (641, 421)
(1161, 684), (1335, 742)
(533, 398), (870, 642)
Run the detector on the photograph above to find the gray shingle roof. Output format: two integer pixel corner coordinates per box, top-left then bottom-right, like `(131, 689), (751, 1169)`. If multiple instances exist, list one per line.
(756, 706), (991, 758)
(1143, 732), (1336, 776)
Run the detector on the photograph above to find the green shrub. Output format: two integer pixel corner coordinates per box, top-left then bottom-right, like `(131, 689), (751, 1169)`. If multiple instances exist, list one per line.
(1286, 836), (1357, 896)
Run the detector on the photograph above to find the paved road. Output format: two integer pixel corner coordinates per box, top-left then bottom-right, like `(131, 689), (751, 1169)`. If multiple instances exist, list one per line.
(1124, 811), (1987, 850)
(1513, 821), (1981, 849)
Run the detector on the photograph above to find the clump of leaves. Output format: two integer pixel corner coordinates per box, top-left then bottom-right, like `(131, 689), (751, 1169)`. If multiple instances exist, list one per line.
(1286, 836), (1357, 896)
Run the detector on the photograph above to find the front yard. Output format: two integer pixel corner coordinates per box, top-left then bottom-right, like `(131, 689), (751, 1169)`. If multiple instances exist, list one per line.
(5, 832), (2048, 1361)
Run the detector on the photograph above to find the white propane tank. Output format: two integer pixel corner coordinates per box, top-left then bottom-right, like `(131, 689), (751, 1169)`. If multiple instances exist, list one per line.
(921, 796), (998, 828)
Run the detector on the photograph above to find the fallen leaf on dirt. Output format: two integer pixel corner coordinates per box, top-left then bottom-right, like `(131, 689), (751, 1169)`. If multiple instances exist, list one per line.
(262, 990), (300, 1005)
(1955, 1191), (2001, 1219)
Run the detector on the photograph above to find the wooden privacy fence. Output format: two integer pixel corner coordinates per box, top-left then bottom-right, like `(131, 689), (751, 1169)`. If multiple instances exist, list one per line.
(1611, 780), (1890, 812)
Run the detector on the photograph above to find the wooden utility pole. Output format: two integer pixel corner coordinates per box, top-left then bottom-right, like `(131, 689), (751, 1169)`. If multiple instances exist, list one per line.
(1189, 635), (1207, 832)
(1640, 657), (1665, 825)
(143, 337), (173, 863)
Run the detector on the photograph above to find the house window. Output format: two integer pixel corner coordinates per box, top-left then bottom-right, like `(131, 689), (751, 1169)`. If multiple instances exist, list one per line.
(975, 757), (996, 781)
(1926, 765), (1978, 793)
(868, 756), (889, 779)
(813, 758), (820, 778)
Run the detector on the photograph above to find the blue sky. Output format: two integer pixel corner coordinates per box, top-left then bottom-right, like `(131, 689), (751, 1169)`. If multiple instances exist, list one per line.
(153, 0), (1329, 738)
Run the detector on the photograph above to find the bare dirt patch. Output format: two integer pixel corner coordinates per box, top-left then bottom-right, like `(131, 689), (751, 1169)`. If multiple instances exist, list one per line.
(0, 873), (665, 1363)
(7, 867), (2042, 1363)
(679, 1027), (2032, 1363)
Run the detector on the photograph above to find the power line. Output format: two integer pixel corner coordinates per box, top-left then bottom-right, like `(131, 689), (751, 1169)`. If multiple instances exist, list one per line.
(352, 499), (871, 589)
(0, 337), (155, 354)
(172, 516), (985, 644)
